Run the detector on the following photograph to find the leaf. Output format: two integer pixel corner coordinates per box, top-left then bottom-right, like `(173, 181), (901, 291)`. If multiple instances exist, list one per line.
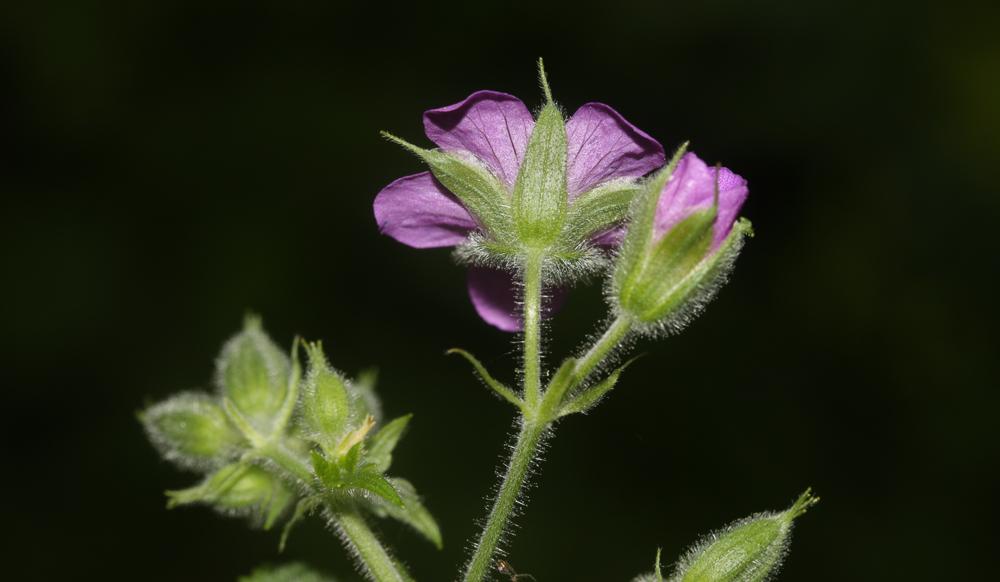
(366, 414), (412, 473)
(140, 392), (243, 470)
(512, 101), (568, 246)
(343, 469), (404, 507)
(447, 348), (522, 409)
(558, 358), (638, 417)
(366, 478), (443, 549)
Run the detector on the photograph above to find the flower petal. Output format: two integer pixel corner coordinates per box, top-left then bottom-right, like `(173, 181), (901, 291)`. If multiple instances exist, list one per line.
(654, 152), (748, 248)
(374, 172), (477, 248)
(466, 268), (568, 332)
(423, 91), (535, 189)
(467, 267), (522, 332)
(565, 103), (665, 197)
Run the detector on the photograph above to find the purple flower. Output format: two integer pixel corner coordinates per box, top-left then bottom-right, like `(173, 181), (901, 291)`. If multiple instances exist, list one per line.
(374, 91), (664, 331)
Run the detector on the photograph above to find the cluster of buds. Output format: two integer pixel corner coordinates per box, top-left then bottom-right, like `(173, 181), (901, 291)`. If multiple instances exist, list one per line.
(140, 317), (441, 549)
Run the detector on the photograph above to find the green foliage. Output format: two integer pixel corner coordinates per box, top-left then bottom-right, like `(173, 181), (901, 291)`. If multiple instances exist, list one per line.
(447, 348), (522, 409)
(366, 414), (412, 473)
(367, 478), (443, 549)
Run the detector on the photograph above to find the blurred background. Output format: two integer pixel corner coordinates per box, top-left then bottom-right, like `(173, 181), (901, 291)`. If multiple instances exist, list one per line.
(3, 1), (998, 580)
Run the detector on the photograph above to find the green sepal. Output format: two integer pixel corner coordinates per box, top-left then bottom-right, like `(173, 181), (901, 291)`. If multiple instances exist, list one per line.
(239, 562), (338, 582)
(300, 342), (351, 454)
(558, 357), (638, 417)
(447, 348), (522, 409)
(669, 489), (819, 582)
(382, 132), (513, 241)
(559, 179), (642, 249)
(166, 463), (294, 527)
(140, 392), (243, 470)
(631, 548), (664, 582)
(366, 414), (412, 473)
(511, 100), (568, 247)
(366, 478), (443, 549)
(216, 316), (290, 432)
(613, 143), (689, 290)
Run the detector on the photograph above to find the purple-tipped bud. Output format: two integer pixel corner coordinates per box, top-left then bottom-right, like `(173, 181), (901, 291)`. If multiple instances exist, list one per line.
(612, 148), (751, 330)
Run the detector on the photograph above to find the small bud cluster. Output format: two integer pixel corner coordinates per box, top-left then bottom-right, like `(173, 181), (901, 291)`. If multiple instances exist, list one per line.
(140, 316), (441, 549)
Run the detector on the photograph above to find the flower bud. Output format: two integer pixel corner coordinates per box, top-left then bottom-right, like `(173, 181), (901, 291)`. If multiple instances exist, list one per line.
(216, 316), (291, 431)
(612, 149), (750, 332)
(669, 489), (819, 582)
(141, 393), (243, 470)
(300, 342), (351, 455)
(167, 463), (294, 528)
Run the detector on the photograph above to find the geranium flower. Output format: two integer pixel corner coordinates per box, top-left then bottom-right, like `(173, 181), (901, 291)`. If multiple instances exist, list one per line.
(374, 90), (664, 331)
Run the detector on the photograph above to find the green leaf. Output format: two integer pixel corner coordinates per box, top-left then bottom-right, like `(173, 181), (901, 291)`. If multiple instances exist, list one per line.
(311, 450), (342, 487)
(216, 316), (290, 430)
(301, 342), (351, 453)
(512, 100), (568, 247)
(669, 489), (819, 582)
(558, 358), (638, 417)
(366, 478), (443, 549)
(343, 470), (404, 507)
(366, 414), (412, 473)
(140, 392), (243, 470)
(382, 132), (513, 240)
(446, 348), (522, 409)
(239, 562), (338, 582)
(559, 179), (642, 248)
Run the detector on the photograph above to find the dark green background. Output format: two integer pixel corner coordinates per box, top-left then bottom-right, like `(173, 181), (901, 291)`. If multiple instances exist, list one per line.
(3, 1), (998, 580)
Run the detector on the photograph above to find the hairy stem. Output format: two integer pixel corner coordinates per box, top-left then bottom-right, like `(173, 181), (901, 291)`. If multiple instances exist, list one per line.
(259, 444), (408, 582)
(574, 314), (633, 383)
(463, 419), (548, 582)
(522, 252), (544, 410)
(336, 508), (407, 582)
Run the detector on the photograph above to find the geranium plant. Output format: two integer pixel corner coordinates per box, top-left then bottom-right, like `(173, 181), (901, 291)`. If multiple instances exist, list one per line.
(140, 60), (816, 582)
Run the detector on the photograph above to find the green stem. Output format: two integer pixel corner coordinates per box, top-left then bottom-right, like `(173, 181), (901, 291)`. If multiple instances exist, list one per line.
(259, 444), (408, 582)
(336, 509), (407, 582)
(573, 315), (633, 384)
(463, 419), (548, 582)
(522, 252), (544, 410)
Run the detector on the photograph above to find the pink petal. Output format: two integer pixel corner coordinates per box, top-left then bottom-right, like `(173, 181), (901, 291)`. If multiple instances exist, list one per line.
(466, 268), (567, 333)
(654, 152), (748, 249)
(565, 103), (665, 197)
(374, 172), (477, 248)
(423, 91), (535, 189)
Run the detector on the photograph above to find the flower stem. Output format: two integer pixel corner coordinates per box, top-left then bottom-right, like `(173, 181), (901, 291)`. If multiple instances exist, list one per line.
(259, 444), (409, 582)
(522, 252), (544, 410)
(463, 419), (548, 582)
(573, 314), (633, 383)
(335, 508), (408, 582)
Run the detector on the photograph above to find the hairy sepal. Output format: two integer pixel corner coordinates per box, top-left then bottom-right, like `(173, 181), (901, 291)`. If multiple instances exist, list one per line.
(669, 489), (819, 582)
(366, 414), (412, 473)
(559, 179), (642, 249)
(166, 463), (294, 529)
(300, 342), (351, 455)
(382, 132), (513, 242)
(216, 316), (291, 433)
(512, 101), (568, 248)
(140, 392), (243, 471)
